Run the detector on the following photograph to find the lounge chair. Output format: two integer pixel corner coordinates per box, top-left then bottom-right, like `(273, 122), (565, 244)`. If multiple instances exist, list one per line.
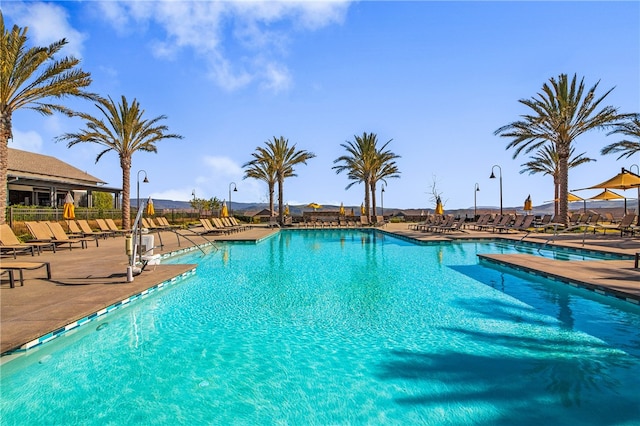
(105, 218), (129, 235)
(374, 216), (386, 227)
(196, 218), (225, 235)
(436, 217), (467, 233)
(46, 222), (98, 248)
(469, 214), (491, 230)
(230, 217), (250, 231)
(0, 261), (51, 288)
(360, 216), (371, 227)
(157, 217), (181, 229)
(425, 215), (454, 232)
(494, 215), (525, 233)
(76, 219), (112, 239)
(66, 220), (86, 236)
(1, 224), (56, 258)
(504, 215), (535, 233)
(95, 218), (124, 236)
(600, 213), (637, 236)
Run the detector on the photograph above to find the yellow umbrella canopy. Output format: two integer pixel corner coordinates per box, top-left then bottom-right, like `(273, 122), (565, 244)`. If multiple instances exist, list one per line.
(339, 202), (345, 216)
(589, 189), (625, 200)
(145, 198), (155, 216)
(584, 168), (640, 190)
(523, 195), (532, 211)
(566, 192), (584, 202)
(63, 192), (75, 220)
(221, 201), (228, 217)
(307, 203), (322, 210)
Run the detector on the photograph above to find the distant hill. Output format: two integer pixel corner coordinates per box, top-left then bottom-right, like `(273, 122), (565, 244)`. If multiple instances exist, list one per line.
(135, 199), (636, 215)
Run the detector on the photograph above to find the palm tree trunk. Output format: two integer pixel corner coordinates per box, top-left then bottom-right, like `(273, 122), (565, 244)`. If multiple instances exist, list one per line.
(370, 181), (377, 219)
(557, 144), (570, 226)
(269, 184), (275, 217)
(121, 156), (131, 230)
(364, 178), (371, 220)
(0, 113), (12, 225)
(278, 175), (284, 225)
(553, 178), (559, 217)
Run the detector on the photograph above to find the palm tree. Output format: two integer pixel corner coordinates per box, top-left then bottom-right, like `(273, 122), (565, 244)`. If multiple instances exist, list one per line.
(520, 146), (595, 216)
(0, 12), (97, 224)
(57, 95), (183, 230)
(369, 141), (400, 218)
(242, 155), (277, 217)
(252, 136), (315, 225)
(601, 114), (640, 160)
(333, 132), (376, 219)
(495, 73), (630, 225)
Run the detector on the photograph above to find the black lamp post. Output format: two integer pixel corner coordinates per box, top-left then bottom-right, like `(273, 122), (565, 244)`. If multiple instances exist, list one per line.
(474, 183), (480, 219)
(489, 165), (503, 215)
(229, 182), (237, 216)
(381, 184), (385, 217)
(136, 169), (148, 263)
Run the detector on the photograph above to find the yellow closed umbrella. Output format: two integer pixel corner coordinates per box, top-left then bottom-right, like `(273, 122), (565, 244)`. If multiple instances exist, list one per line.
(339, 202), (345, 216)
(284, 204), (290, 216)
(63, 192), (75, 220)
(435, 197), (444, 215)
(146, 198), (155, 216)
(523, 195), (532, 211)
(360, 203), (365, 215)
(221, 201), (228, 218)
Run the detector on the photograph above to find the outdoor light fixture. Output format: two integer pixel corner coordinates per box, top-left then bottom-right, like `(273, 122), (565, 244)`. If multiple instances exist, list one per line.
(474, 183), (480, 219)
(136, 169), (149, 264)
(489, 165), (503, 215)
(137, 170), (148, 213)
(229, 182), (238, 216)
(381, 184), (385, 217)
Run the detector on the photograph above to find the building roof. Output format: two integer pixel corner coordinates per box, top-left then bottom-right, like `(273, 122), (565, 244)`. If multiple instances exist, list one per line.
(8, 148), (107, 186)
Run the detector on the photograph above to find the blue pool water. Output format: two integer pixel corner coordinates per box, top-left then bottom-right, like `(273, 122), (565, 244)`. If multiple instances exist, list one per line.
(1, 230), (639, 425)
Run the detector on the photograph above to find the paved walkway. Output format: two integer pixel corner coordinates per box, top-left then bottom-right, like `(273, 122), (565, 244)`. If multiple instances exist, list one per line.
(1, 222), (639, 355)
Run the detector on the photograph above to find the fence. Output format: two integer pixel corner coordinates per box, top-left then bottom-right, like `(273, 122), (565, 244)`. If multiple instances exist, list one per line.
(6, 207), (202, 227)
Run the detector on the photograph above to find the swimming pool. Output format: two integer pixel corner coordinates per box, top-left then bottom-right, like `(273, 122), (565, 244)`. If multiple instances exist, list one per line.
(1, 230), (639, 425)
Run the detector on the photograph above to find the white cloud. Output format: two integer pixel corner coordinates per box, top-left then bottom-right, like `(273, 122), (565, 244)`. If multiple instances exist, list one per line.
(9, 129), (44, 152)
(203, 155), (244, 177)
(96, 0), (352, 92)
(4, 2), (86, 58)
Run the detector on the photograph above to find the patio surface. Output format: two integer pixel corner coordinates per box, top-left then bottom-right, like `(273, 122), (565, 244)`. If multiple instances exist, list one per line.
(1, 222), (639, 355)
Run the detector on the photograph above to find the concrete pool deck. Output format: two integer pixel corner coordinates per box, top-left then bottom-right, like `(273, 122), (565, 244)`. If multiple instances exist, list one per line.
(1, 222), (639, 355)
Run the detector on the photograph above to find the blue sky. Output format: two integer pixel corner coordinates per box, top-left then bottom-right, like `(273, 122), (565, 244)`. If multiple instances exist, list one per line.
(4, 1), (639, 211)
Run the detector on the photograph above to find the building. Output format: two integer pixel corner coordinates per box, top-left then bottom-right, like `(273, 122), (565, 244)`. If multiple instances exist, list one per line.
(7, 148), (122, 208)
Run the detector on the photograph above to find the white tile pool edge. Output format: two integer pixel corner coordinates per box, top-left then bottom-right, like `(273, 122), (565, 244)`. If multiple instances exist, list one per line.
(0, 267), (197, 360)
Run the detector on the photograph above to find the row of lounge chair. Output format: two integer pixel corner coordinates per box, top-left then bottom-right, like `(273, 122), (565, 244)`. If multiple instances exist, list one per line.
(299, 216), (386, 228)
(192, 217), (250, 235)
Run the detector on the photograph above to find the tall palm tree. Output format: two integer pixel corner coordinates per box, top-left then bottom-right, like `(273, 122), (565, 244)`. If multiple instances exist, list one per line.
(0, 12), (97, 224)
(253, 136), (315, 225)
(495, 73), (630, 225)
(369, 141), (400, 217)
(601, 114), (640, 160)
(242, 155), (277, 216)
(333, 132), (376, 219)
(57, 95), (182, 230)
(520, 146), (595, 216)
